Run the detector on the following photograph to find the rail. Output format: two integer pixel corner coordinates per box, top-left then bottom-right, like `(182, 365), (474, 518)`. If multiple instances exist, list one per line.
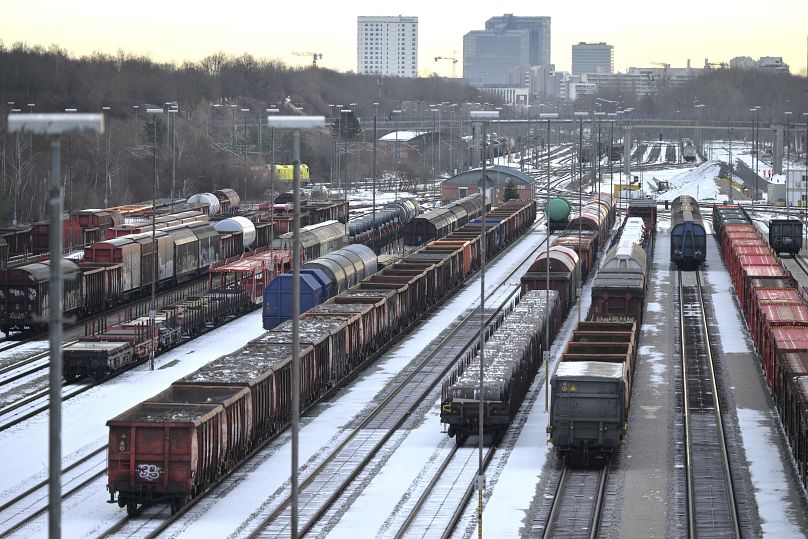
(541, 464), (608, 539)
(678, 269), (740, 538)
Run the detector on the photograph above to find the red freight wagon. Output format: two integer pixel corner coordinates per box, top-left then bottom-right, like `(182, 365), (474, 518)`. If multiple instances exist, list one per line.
(749, 289), (803, 338)
(733, 255), (780, 287)
(762, 327), (808, 388)
(773, 351), (808, 429)
(786, 376), (808, 487)
(84, 237), (143, 294)
(107, 401), (229, 514)
(521, 246), (581, 313)
(757, 304), (808, 379)
(553, 233), (596, 278)
(739, 265), (790, 313)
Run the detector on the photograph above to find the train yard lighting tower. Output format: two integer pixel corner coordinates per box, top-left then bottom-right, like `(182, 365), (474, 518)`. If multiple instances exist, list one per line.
(541, 111), (558, 411)
(169, 105), (178, 211)
(102, 106), (111, 208)
(785, 112), (792, 216)
(372, 102), (379, 251)
(8, 112), (103, 539)
(340, 108), (352, 231)
(241, 107), (250, 203)
(393, 109), (401, 200)
(145, 108), (163, 371)
(469, 108), (498, 539)
(574, 111), (589, 323)
(266, 107), (279, 264)
(265, 115), (325, 539)
(751, 106), (760, 204)
(803, 112), (808, 241)
(64, 108), (77, 225)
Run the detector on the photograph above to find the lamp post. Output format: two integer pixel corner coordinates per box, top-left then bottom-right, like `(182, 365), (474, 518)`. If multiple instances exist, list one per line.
(265, 115), (326, 539)
(541, 111), (558, 411)
(751, 106), (760, 204)
(728, 127), (734, 203)
(574, 111), (588, 322)
(242, 107), (250, 203)
(695, 104), (705, 157)
(393, 109), (401, 200)
(169, 105), (178, 211)
(786, 111), (792, 215)
(469, 108), (498, 539)
(266, 108), (279, 262)
(372, 102), (379, 252)
(430, 107), (439, 193)
(676, 109), (681, 163)
(340, 108), (352, 219)
(102, 106), (111, 208)
(146, 108), (163, 370)
(9, 112), (103, 539)
(608, 113), (616, 201)
(64, 108), (77, 232)
(132, 105), (139, 146)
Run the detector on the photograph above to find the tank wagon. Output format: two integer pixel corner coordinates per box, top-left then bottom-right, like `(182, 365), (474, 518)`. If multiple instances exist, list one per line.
(106, 199), (536, 514)
(271, 220), (346, 261)
(349, 198), (421, 250)
(548, 210), (655, 456)
(440, 290), (560, 444)
(262, 244), (378, 329)
(546, 197), (572, 232)
(670, 195), (706, 269)
(403, 194), (487, 246)
(768, 218), (803, 256)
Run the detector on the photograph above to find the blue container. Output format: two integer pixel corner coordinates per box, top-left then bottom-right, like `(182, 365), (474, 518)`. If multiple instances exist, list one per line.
(470, 217), (505, 245)
(262, 273), (324, 330)
(301, 268), (334, 299)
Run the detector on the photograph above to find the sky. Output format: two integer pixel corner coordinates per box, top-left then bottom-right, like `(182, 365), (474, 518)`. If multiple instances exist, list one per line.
(1, 0), (806, 77)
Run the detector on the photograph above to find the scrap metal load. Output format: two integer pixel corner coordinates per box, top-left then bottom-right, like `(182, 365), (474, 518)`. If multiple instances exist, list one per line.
(440, 290), (560, 444)
(549, 207), (655, 456)
(106, 198), (536, 514)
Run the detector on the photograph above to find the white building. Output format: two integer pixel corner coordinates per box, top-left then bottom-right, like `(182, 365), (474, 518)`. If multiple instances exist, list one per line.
(785, 170), (808, 206)
(357, 16), (418, 77)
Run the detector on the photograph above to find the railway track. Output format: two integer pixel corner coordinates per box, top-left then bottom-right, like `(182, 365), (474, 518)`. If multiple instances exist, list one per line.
(0, 446), (107, 535)
(540, 464), (609, 539)
(678, 269), (741, 538)
(102, 218), (552, 538)
(0, 379), (94, 431)
(394, 443), (496, 538)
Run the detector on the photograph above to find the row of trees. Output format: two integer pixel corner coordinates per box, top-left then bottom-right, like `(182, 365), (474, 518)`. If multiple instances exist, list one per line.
(0, 42), (481, 224)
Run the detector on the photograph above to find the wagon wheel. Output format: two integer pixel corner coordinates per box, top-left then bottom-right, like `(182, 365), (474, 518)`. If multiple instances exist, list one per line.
(170, 498), (181, 514)
(126, 501), (138, 517)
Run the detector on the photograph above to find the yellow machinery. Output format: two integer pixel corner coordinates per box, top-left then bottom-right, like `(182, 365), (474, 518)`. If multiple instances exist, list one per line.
(274, 164), (310, 181)
(720, 177), (746, 192)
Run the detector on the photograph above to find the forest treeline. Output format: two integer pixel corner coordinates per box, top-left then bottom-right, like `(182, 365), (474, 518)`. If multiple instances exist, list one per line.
(0, 40), (805, 225)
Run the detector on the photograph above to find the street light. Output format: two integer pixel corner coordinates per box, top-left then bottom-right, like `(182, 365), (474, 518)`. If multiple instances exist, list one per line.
(340, 108), (352, 221)
(695, 104), (705, 157)
(145, 108), (163, 371)
(8, 112), (104, 539)
(169, 106), (178, 211)
(64, 108), (77, 227)
(785, 111), (792, 214)
(469, 108), (498, 537)
(430, 108), (438, 193)
(265, 115), (325, 539)
(392, 109), (401, 200)
(266, 107), (280, 259)
(372, 102), (379, 252)
(574, 111), (588, 322)
(132, 105), (139, 146)
(540, 111), (558, 411)
(241, 107), (250, 203)
(102, 106), (111, 208)
(751, 106), (760, 204)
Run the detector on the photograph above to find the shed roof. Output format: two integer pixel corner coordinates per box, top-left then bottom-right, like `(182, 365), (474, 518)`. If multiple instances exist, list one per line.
(442, 165), (533, 187)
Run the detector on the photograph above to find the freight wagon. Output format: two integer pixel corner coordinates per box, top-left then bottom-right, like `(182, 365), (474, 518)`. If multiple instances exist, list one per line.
(403, 194), (487, 246)
(548, 208), (654, 455)
(440, 290), (560, 444)
(670, 195), (706, 269)
(106, 198), (537, 513)
(712, 204), (808, 493)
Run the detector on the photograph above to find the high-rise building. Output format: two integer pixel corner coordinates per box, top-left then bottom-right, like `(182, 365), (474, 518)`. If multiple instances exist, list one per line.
(571, 42), (614, 76)
(357, 16), (418, 77)
(485, 14), (551, 67)
(463, 14), (551, 87)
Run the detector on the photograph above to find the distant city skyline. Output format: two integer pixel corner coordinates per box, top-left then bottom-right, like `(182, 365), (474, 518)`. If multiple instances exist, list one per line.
(1, 0), (806, 77)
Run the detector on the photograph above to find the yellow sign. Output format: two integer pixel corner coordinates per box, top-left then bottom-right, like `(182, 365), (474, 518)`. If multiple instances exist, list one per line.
(613, 184), (640, 197)
(570, 384), (577, 393)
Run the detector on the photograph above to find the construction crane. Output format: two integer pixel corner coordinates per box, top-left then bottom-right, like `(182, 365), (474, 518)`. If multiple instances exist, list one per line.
(434, 53), (458, 78)
(292, 51), (323, 67)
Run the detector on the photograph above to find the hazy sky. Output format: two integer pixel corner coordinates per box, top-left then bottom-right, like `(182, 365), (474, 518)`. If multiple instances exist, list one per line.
(2, 0), (806, 76)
